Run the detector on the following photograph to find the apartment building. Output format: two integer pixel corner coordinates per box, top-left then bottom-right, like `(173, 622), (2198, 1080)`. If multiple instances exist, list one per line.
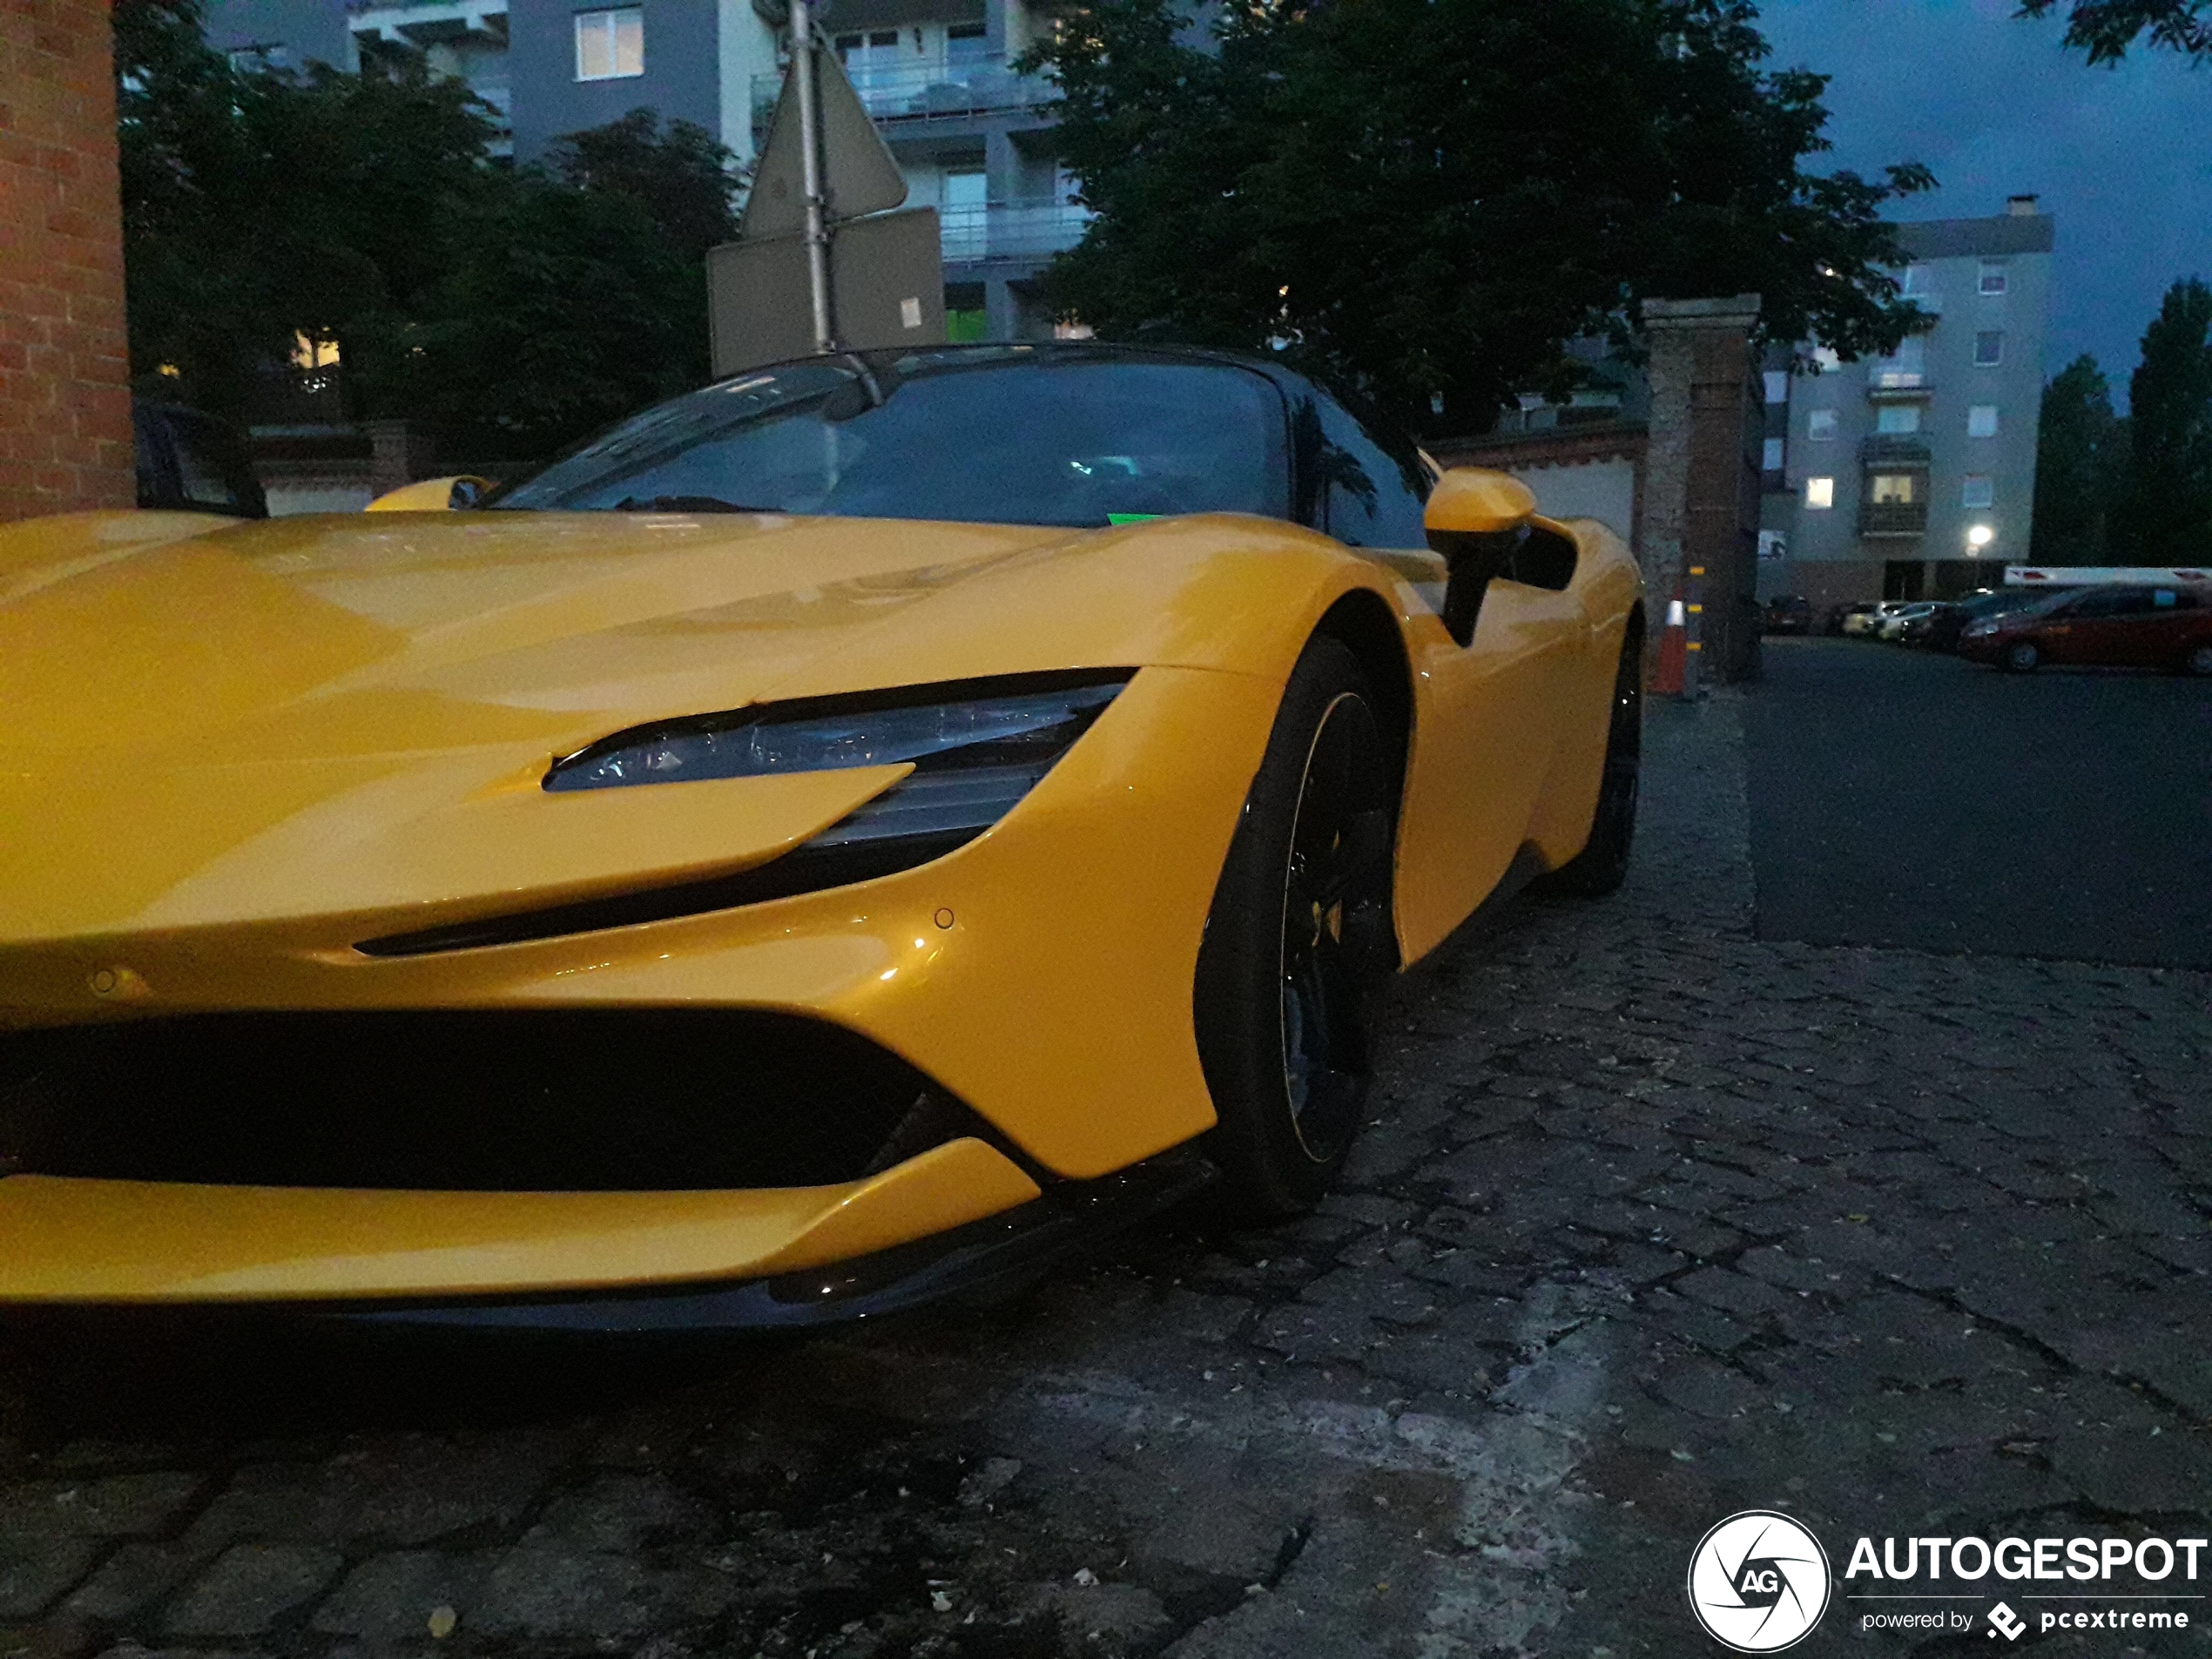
(201, 0), (1086, 337)
(1758, 199), (2055, 605)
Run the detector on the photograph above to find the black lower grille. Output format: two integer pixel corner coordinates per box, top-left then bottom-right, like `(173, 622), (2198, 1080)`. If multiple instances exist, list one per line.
(0, 1011), (987, 1191)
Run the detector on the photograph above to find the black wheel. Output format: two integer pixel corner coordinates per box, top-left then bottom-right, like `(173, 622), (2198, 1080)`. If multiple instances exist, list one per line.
(1194, 636), (1397, 1217)
(2183, 644), (2212, 678)
(2004, 640), (2040, 672)
(1533, 622), (1642, 899)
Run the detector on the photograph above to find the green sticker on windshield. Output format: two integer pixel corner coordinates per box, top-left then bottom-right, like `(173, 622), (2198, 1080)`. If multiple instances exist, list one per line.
(1108, 513), (1162, 525)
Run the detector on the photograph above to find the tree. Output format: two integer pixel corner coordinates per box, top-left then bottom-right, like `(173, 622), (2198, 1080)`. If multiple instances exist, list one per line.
(2116, 278), (2212, 563)
(2016, 0), (2212, 63)
(1027, 0), (1935, 435)
(546, 110), (740, 266)
(2030, 356), (2125, 563)
(117, 0), (497, 421)
(114, 0), (735, 457)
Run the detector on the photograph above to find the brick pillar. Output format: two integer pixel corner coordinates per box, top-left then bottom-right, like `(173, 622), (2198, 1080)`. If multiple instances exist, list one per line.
(1637, 295), (1764, 685)
(366, 419), (434, 500)
(0, 0), (133, 523)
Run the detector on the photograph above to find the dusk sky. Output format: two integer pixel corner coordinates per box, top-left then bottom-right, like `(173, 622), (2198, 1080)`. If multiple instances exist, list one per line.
(1756, 0), (2211, 404)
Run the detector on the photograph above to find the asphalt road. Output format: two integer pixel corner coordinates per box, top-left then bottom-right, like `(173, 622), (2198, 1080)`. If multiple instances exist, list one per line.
(1748, 637), (2212, 968)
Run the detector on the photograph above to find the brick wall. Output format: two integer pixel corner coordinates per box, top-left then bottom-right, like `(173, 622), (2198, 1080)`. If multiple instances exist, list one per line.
(0, 0), (132, 522)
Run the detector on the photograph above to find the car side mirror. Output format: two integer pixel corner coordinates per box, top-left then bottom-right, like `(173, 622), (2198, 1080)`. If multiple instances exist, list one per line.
(1424, 468), (1537, 645)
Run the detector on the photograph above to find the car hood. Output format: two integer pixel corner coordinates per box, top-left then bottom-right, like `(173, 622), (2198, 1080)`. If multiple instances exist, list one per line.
(0, 508), (1299, 946)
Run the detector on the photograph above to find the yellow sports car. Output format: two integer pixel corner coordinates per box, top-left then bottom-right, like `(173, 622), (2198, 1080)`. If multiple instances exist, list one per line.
(0, 344), (1642, 1329)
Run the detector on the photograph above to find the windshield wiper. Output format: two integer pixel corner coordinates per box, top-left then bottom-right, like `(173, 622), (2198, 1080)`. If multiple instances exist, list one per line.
(610, 494), (781, 514)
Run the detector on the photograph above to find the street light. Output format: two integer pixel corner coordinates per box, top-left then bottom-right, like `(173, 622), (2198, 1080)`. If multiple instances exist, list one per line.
(1966, 523), (1995, 554)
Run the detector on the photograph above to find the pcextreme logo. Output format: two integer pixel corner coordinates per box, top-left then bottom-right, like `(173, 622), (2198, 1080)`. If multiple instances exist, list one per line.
(1688, 1510), (1833, 1652)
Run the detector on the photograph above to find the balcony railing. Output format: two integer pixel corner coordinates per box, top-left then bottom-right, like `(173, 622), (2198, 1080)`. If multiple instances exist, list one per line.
(940, 199), (1091, 263)
(1858, 501), (1928, 538)
(1860, 434), (1931, 464)
(752, 55), (1056, 136)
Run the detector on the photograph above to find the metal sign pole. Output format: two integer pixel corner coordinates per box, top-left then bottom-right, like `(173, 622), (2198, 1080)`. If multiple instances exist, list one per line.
(791, 0), (834, 352)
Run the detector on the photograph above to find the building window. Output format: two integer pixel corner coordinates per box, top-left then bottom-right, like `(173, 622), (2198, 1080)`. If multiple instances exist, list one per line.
(1875, 404), (1921, 435)
(1870, 473), (1918, 505)
(1762, 437), (1784, 471)
(1979, 261), (2008, 295)
(1974, 331), (2005, 367)
(1968, 404), (2000, 437)
(576, 8), (644, 80)
(1807, 408), (1838, 441)
(1811, 347), (1841, 373)
(1962, 475), (1995, 509)
(1900, 264), (1936, 300)
(1763, 370), (1790, 404)
(1805, 476), (1835, 510)
(1873, 335), (1925, 388)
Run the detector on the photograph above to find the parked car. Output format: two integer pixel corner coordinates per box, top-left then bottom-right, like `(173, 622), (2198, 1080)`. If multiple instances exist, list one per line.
(0, 341), (1645, 1326)
(1876, 601), (1941, 642)
(132, 401), (266, 519)
(1918, 590), (2046, 653)
(1842, 600), (1914, 637)
(1825, 601), (1878, 635)
(1959, 583), (2212, 674)
(1764, 594), (1813, 635)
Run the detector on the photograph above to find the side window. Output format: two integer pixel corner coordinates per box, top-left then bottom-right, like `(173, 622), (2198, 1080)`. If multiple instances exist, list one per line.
(1309, 395), (1426, 549)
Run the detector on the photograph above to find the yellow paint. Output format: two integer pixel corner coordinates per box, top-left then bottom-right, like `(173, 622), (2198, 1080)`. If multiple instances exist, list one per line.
(1422, 468), (1537, 535)
(0, 1138), (1039, 1303)
(0, 497), (1638, 1305)
(364, 477), (482, 512)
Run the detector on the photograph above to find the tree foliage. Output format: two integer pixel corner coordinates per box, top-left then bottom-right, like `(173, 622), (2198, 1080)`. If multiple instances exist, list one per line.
(2116, 278), (2212, 563)
(1027, 0), (1935, 435)
(115, 0), (737, 457)
(2017, 0), (2212, 62)
(2030, 355), (2124, 563)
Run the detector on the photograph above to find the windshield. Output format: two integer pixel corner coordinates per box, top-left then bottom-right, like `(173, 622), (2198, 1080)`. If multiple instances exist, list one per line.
(490, 349), (1285, 529)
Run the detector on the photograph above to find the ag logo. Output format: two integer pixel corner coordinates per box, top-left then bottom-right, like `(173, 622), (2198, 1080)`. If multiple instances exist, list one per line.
(1687, 1510), (1831, 1652)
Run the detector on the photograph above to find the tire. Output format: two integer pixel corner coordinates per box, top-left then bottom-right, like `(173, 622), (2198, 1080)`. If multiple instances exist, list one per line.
(2183, 644), (2212, 678)
(1194, 636), (1397, 1218)
(2004, 640), (2040, 673)
(1533, 621), (1643, 899)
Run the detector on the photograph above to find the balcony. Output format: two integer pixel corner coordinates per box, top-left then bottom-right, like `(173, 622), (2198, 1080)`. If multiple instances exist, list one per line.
(350, 0), (509, 48)
(751, 55), (1056, 138)
(940, 198), (1091, 264)
(1858, 501), (1928, 539)
(1860, 434), (1932, 465)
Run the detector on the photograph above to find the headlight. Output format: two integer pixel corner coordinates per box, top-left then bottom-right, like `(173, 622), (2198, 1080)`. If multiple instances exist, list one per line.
(546, 671), (1133, 847)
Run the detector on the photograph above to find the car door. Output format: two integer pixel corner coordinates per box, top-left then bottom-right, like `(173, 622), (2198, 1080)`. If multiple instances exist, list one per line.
(1293, 393), (1583, 955)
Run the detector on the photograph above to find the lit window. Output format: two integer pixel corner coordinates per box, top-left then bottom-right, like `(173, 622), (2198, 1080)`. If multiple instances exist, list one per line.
(576, 8), (644, 80)
(1968, 404), (2000, 437)
(1875, 404), (1921, 435)
(1763, 371), (1790, 404)
(1871, 473), (1918, 505)
(1979, 261), (2008, 295)
(1805, 476), (1835, 509)
(1974, 331), (2005, 367)
(1763, 437), (1784, 471)
(1962, 475), (1994, 509)
(1807, 409), (1838, 441)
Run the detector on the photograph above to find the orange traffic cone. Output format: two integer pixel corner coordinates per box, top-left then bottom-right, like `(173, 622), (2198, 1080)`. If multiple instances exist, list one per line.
(1653, 595), (1688, 695)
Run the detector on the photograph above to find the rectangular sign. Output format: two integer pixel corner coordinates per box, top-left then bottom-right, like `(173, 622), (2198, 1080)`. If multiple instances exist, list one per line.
(2004, 565), (2212, 587)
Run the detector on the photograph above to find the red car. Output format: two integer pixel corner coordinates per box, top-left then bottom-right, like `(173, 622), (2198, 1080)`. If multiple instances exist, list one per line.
(1958, 583), (2212, 675)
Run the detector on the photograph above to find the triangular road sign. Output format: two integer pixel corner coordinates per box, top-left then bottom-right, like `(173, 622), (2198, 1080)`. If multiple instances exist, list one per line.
(740, 46), (907, 239)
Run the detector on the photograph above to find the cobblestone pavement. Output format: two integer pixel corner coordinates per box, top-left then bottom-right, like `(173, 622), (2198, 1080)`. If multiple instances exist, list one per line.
(3, 690), (2209, 1659)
